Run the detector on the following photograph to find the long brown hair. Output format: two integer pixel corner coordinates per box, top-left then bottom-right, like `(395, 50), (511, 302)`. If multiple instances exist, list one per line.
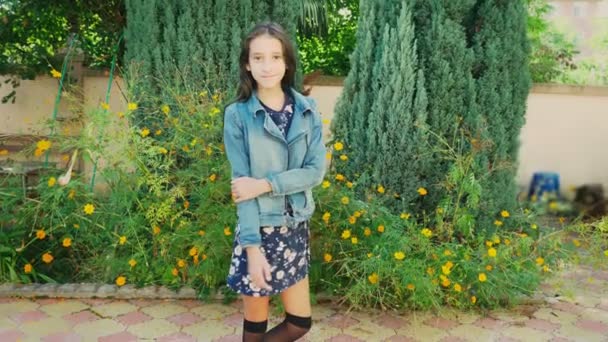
(235, 22), (297, 102)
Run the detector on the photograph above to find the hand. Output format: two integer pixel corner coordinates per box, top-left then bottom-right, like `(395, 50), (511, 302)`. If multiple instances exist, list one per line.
(231, 177), (271, 203)
(246, 247), (273, 291)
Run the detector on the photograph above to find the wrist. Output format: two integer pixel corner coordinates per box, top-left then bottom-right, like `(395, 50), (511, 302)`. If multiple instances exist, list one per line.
(258, 179), (272, 194)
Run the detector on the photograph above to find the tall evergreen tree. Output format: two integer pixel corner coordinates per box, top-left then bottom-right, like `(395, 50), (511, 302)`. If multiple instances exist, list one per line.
(470, 0), (531, 229)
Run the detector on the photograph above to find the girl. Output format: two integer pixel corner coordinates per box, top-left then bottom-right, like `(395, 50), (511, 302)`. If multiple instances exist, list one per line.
(223, 22), (326, 341)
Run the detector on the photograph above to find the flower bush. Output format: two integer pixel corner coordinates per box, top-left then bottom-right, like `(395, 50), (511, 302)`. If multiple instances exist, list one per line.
(0, 69), (606, 310)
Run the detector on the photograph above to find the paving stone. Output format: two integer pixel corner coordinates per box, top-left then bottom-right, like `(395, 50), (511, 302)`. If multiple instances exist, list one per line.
(532, 307), (579, 325)
(98, 331), (138, 342)
(554, 322), (606, 342)
(438, 337), (467, 342)
(343, 319), (396, 341)
(325, 313), (360, 329)
(141, 302), (188, 319)
(20, 317), (71, 338)
(222, 312), (243, 328)
(374, 313), (410, 329)
(523, 318), (561, 333)
(158, 332), (197, 342)
(0, 299), (39, 316)
(179, 299), (203, 309)
(212, 334), (240, 342)
(182, 320), (235, 341)
(0, 329), (25, 341)
(327, 334), (366, 341)
(551, 302), (583, 315)
(473, 317), (505, 330)
(191, 303), (238, 320)
(383, 336), (419, 342)
(63, 310), (99, 326)
(91, 301), (138, 318)
(41, 332), (83, 342)
(127, 318), (180, 339)
(448, 323), (497, 341)
(72, 318), (125, 339)
(116, 311), (152, 326)
(302, 324), (342, 341)
(575, 319), (608, 334)
(580, 307), (608, 324)
(39, 300), (89, 317)
(11, 309), (49, 324)
(499, 326), (555, 341)
(397, 318), (448, 342)
(423, 316), (459, 330)
(166, 312), (203, 327)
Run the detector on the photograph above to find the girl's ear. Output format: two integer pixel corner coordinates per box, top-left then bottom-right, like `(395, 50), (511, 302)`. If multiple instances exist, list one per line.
(246, 64), (251, 71)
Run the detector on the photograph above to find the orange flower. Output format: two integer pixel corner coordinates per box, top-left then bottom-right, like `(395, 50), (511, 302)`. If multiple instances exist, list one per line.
(24, 263), (33, 274)
(115, 276), (126, 286)
(42, 252), (54, 264)
(62, 237), (72, 247)
(36, 229), (46, 240)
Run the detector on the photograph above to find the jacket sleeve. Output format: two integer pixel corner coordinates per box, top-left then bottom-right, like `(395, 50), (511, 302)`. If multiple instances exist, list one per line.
(265, 99), (327, 196)
(223, 105), (261, 248)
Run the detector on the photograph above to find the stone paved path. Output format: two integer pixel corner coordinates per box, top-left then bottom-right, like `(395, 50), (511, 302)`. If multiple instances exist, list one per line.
(0, 266), (607, 341)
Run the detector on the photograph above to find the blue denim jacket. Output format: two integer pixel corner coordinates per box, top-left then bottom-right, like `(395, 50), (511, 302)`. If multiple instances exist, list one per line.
(223, 88), (326, 247)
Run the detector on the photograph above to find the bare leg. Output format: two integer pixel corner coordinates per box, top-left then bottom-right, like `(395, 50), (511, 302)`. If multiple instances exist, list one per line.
(264, 276), (312, 341)
(242, 295), (270, 342)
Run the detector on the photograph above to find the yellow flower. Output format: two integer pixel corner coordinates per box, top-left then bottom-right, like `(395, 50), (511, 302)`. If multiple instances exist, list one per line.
(42, 252), (54, 264)
(161, 105), (170, 115)
(322, 119), (330, 125)
(559, 217), (566, 224)
(486, 264), (493, 271)
(205, 145), (213, 155)
(549, 201), (558, 210)
(348, 216), (356, 224)
(177, 259), (186, 268)
(62, 237), (72, 247)
(367, 253), (373, 258)
(479, 273), (487, 282)
(224, 227), (232, 236)
(36, 139), (52, 152)
(368, 272), (379, 284)
(50, 69), (62, 78)
(377, 225), (385, 233)
(494, 220), (503, 226)
(536, 257), (544, 266)
(36, 229), (46, 240)
(119, 236), (127, 245)
(531, 195), (538, 202)
(199, 90), (208, 97)
(351, 237), (358, 244)
(140, 128), (150, 137)
(155, 129), (162, 136)
(73, 224), (79, 229)
(323, 253), (332, 262)
(353, 211), (362, 218)
(212, 94), (220, 102)
(471, 296), (477, 304)
(394, 251), (405, 260)
(604, 250), (608, 257)
(377, 185), (385, 194)
(34, 148), (44, 157)
(440, 275), (451, 287)
(441, 265), (452, 276)
(504, 238), (511, 245)
(427, 267), (435, 276)
(184, 200), (190, 209)
(100, 102), (110, 110)
(364, 227), (371, 236)
(346, 181), (353, 188)
(171, 268), (179, 276)
(82, 203), (95, 215)
(454, 283), (462, 292)
(407, 283), (415, 291)
(198, 230), (206, 236)
(500, 210), (510, 218)
(115, 276), (126, 287)
(335, 174), (345, 181)
(68, 189), (76, 199)
(573, 239), (581, 247)
(400, 212), (411, 219)
(421, 228), (432, 238)
(341, 196), (349, 205)
(24, 263), (33, 274)
(209, 174), (217, 182)
(341, 230), (351, 239)
(322, 212), (331, 223)
(48, 177), (56, 187)
(334, 142), (344, 151)
(117, 111), (125, 118)
(340, 154), (348, 161)
(493, 236), (501, 244)
(531, 224), (538, 230)
(0, 149), (8, 156)
(153, 226), (161, 235)
(326, 152), (332, 160)
(488, 248), (497, 258)
(417, 187), (428, 196)
(129, 259), (137, 267)
(127, 102), (138, 111)
(322, 180), (330, 189)
(189, 247), (198, 257)
(486, 241), (493, 247)
(543, 265), (550, 273)
(443, 250), (452, 256)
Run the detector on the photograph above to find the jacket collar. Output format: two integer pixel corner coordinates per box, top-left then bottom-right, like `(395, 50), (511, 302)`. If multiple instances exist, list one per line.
(247, 87), (312, 118)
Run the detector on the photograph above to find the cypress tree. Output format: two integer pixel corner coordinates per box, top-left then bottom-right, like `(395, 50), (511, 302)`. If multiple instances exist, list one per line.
(470, 0), (531, 230)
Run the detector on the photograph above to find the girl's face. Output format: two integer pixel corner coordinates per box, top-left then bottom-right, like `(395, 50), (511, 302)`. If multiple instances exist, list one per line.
(246, 34), (286, 91)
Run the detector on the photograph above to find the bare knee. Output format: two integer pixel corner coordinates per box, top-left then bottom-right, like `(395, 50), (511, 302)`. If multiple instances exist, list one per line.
(242, 295), (270, 322)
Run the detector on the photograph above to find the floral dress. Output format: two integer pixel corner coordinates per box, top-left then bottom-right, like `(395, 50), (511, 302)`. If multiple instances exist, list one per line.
(226, 94), (311, 297)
